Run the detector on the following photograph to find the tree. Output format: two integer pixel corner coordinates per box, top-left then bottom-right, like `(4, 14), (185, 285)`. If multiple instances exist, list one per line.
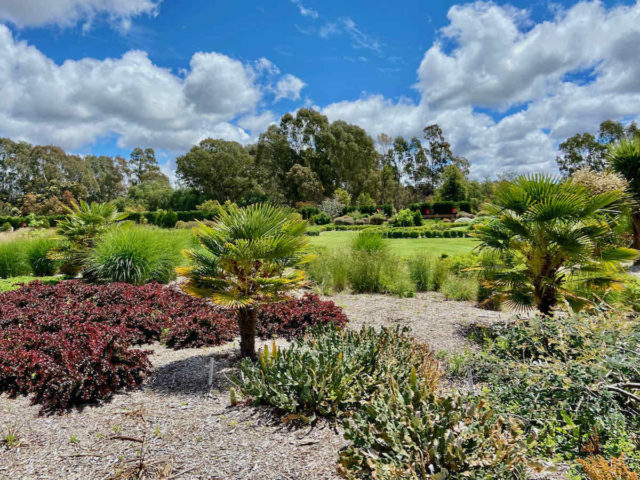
(177, 139), (257, 202)
(52, 201), (129, 276)
(129, 147), (160, 185)
(473, 175), (637, 315)
(437, 165), (467, 202)
(126, 178), (174, 211)
(285, 164), (324, 203)
(608, 137), (640, 249)
(178, 204), (309, 358)
(556, 120), (640, 175)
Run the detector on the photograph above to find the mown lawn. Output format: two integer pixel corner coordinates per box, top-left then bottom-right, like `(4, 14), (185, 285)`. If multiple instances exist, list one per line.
(309, 231), (477, 257)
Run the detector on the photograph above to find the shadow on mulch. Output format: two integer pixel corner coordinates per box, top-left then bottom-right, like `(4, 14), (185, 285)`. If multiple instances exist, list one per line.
(146, 351), (239, 396)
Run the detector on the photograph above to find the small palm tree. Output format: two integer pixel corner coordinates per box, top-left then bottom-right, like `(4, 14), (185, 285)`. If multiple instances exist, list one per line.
(52, 201), (128, 275)
(608, 136), (640, 249)
(473, 175), (637, 315)
(177, 204), (310, 358)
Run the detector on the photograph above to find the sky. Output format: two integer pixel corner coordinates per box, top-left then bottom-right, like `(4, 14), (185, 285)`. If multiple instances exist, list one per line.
(0, 0), (639, 179)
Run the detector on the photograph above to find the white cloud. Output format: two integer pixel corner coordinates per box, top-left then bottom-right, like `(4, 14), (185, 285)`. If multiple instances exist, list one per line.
(274, 74), (306, 101)
(322, 1), (640, 178)
(0, 0), (159, 29)
(340, 17), (381, 52)
(290, 0), (318, 19)
(0, 25), (298, 152)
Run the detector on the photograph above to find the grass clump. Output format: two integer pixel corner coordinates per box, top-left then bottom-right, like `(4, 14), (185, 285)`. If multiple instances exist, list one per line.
(0, 241), (30, 278)
(25, 237), (59, 276)
(86, 226), (186, 285)
(440, 273), (479, 301)
(407, 253), (437, 291)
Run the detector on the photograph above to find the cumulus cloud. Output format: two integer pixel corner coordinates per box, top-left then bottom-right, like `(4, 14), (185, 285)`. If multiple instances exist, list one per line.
(0, 25), (298, 152)
(274, 74), (306, 101)
(0, 0), (159, 29)
(322, 1), (640, 178)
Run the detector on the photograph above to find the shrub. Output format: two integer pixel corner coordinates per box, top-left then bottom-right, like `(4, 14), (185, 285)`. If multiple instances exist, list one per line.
(0, 322), (151, 414)
(407, 254), (437, 291)
(236, 325), (440, 421)
(412, 210), (423, 226)
(368, 213), (386, 225)
(394, 208), (415, 227)
(440, 274), (478, 301)
(256, 294), (348, 340)
(0, 241), (30, 278)
(86, 226), (184, 285)
(152, 209), (178, 228)
(468, 314), (640, 458)
(312, 212), (331, 225)
(0, 280), (237, 348)
(339, 388), (528, 479)
(25, 237), (59, 276)
(577, 454), (639, 480)
(1, 222), (12, 232)
(334, 215), (355, 226)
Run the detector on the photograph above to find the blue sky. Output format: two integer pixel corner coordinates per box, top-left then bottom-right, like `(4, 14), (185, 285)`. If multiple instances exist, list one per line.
(0, 0), (639, 178)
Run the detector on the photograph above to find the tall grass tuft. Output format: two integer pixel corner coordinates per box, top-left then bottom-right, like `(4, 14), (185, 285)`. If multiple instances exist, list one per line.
(440, 274), (478, 301)
(25, 237), (59, 276)
(87, 226), (187, 285)
(407, 254), (437, 291)
(306, 247), (350, 294)
(351, 231), (386, 254)
(0, 241), (30, 278)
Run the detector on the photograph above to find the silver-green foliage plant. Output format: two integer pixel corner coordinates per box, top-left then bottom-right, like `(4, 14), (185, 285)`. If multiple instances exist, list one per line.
(235, 325), (440, 422)
(468, 313), (640, 460)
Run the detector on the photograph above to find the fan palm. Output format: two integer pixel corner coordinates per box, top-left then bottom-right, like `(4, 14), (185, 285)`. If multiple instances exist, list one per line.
(52, 200), (128, 275)
(177, 203), (310, 358)
(472, 175), (637, 315)
(608, 136), (640, 249)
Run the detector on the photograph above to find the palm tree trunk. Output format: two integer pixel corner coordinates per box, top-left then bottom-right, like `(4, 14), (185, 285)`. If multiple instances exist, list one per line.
(237, 306), (258, 359)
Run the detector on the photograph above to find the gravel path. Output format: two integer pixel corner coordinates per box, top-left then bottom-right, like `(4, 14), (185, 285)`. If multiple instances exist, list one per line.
(330, 291), (505, 353)
(0, 293), (524, 479)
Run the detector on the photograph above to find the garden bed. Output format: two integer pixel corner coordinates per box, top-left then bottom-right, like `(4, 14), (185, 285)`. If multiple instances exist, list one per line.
(0, 291), (505, 479)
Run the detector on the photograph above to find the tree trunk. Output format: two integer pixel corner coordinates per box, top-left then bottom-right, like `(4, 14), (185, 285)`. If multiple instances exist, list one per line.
(237, 307), (258, 359)
(632, 212), (640, 252)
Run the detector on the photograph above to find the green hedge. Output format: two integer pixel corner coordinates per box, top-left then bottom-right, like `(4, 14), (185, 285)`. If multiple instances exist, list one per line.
(1, 210), (220, 230)
(407, 201), (473, 215)
(307, 225), (471, 238)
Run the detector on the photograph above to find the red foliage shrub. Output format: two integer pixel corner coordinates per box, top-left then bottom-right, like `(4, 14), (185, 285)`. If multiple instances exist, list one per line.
(0, 280), (237, 413)
(257, 294), (348, 340)
(0, 282), (346, 413)
(0, 322), (150, 414)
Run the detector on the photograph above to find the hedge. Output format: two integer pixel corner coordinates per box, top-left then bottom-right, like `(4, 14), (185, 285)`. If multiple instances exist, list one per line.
(407, 201), (473, 215)
(307, 225), (471, 238)
(1, 210), (221, 230)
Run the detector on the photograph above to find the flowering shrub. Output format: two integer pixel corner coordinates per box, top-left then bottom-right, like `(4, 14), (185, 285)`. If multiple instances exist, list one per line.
(257, 294), (348, 340)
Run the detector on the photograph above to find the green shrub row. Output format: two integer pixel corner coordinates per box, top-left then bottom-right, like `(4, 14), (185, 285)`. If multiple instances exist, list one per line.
(408, 200), (473, 214)
(308, 224), (472, 237)
(0, 210), (221, 230)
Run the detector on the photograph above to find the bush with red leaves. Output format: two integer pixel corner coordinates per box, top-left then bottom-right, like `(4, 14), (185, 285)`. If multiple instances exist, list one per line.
(257, 294), (348, 340)
(0, 322), (151, 414)
(0, 282), (346, 413)
(0, 280), (237, 413)
(0, 280), (238, 347)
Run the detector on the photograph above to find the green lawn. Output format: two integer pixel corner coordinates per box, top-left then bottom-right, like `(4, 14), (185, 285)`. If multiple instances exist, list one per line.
(309, 231), (477, 257)
(0, 275), (61, 293)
